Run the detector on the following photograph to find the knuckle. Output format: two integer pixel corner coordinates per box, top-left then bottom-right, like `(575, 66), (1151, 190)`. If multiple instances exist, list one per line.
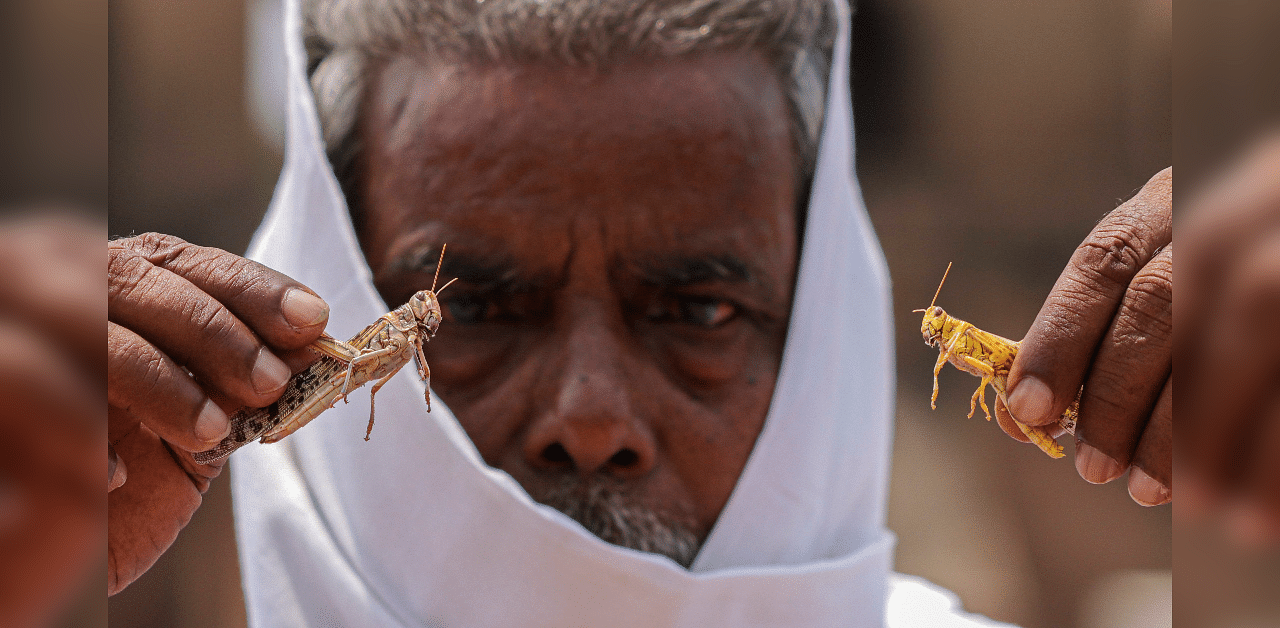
(1120, 251), (1174, 333)
(107, 250), (160, 304)
(1127, 270), (1174, 323)
(112, 232), (189, 258)
(1144, 167), (1172, 191)
(1075, 218), (1153, 290)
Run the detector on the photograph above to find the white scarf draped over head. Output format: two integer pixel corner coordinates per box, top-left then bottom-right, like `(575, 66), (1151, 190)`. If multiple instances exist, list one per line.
(230, 0), (995, 625)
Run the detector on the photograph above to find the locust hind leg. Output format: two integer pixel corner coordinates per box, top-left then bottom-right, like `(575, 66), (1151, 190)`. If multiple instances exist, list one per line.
(363, 360), (408, 441)
(931, 335), (964, 410)
(931, 331), (965, 409)
(930, 350), (947, 410)
(414, 338), (431, 413)
(1015, 421), (1065, 458)
(959, 355), (996, 420)
(336, 345), (398, 403)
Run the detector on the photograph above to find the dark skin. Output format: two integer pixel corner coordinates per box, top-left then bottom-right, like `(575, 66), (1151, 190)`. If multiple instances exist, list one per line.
(107, 233), (330, 594)
(105, 50), (1184, 597)
(1000, 168), (1173, 505)
(355, 53), (799, 540)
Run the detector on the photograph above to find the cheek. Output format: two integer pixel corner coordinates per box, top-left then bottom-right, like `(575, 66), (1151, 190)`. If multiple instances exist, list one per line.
(645, 324), (774, 395)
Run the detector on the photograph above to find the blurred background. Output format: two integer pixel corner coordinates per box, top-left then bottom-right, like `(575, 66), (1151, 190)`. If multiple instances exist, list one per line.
(1, 0), (104, 626)
(104, 1), (1177, 627)
(1174, 2), (1280, 628)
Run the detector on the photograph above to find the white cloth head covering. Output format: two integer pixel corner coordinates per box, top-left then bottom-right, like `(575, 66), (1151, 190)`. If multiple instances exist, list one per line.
(229, 0), (977, 625)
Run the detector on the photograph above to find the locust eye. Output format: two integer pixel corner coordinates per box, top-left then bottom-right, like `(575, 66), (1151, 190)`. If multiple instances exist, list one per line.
(932, 306), (943, 316)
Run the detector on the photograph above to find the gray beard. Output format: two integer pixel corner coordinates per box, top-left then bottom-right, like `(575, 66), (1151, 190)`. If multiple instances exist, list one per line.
(531, 477), (702, 569)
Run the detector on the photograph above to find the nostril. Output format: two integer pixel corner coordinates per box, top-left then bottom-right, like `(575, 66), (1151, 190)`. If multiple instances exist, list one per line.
(541, 443), (572, 465)
(608, 449), (639, 468)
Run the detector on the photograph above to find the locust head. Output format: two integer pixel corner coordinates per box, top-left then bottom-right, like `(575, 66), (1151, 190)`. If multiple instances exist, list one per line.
(916, 306), (947, 347)
(409, 243), (456, 339)
(408, 290), (444, 338)
(913, 262), (953, 348)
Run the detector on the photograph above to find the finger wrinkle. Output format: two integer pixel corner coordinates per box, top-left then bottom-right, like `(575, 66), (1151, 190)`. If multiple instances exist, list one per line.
(107, 326), (172, 402)
(1121, 289), (1174, 337)
(194, 302), (244, 349)
(172, 250), (229, 285)
(175, 247), (254, 288)
(1076, 233), (1150, 290)
(1040, 280), (1115, 330)
(107, 250), (157, 304)
(138, 234), (193, 266)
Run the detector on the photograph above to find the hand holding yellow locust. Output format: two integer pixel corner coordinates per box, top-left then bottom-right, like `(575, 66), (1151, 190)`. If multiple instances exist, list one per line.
(916, 263), (1078, 458)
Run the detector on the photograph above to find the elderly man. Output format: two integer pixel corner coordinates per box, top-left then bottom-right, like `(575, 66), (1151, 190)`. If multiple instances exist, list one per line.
(107, 0), (1173, 625)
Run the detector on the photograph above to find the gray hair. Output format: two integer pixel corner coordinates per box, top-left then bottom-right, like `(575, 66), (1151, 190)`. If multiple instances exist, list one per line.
(304, 0), (836, 215)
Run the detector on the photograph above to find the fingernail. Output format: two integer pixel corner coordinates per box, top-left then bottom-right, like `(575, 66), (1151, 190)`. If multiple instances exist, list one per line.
(251, 348), (291, 395)
(195, 399), (231, 444)
(1128, 466), (1172, 506)
(1076, 443), (1124, 484)
(108, 446), (127, 492)
(1007, 376), (1053, 425)
(282, 289), (328, 329)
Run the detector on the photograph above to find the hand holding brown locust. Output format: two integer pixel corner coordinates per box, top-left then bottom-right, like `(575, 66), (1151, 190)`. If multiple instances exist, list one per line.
(107, 233), (330, 595)
(1004, 168), (1172, 506)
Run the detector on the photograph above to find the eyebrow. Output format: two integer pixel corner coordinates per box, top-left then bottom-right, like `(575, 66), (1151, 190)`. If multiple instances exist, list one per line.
(390, 245), (546, 294)
(626, 254), (757, 288)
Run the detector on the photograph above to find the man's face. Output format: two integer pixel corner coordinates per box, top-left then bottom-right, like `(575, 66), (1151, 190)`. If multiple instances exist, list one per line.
(356, 52), (798, 566)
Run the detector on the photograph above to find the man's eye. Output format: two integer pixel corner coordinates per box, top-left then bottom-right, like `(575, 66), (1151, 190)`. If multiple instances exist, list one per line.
(680, 298), (736, 328)
(647, 296), (738, 329)
(442, 295), (492, 324)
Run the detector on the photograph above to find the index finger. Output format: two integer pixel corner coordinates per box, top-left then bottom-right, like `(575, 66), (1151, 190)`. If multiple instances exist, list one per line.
(110, 233), (329, 350)
(1007, 168), (1172, 427)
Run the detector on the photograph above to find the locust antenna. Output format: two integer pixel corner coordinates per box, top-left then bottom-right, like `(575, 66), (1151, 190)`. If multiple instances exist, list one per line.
(432, 244), (448, 296)
(435, 277), (458, 295)
(926, 262), (952, 309)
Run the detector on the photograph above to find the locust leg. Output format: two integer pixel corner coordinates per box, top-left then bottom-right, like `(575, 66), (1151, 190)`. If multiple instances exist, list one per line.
(931, 332), (965, 409)
(310, 333), (363, 361)
(336, 345), (399, 403)
(363, 360), (408, 441)
(958, 355), (995, 421)
(307, 335), (368, 405)
(1014, 421), (1065, 458)
(413, 337), (431, 413)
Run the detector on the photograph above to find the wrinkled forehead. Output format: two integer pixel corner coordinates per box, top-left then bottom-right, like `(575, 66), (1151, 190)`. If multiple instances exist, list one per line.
(360, 53), (798, 228)
(364, 51), (794, 160)
(357, 51), (801, 278)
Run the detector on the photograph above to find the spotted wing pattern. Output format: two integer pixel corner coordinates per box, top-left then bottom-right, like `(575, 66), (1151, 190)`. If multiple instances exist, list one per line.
(192, 353), (347, 464)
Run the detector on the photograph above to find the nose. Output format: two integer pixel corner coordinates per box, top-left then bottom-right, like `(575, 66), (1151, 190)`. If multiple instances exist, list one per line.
(522, 315), (657, 479)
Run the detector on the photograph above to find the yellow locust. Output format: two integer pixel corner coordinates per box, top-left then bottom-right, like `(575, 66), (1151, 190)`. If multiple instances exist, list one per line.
(915, 263), (1078, 458)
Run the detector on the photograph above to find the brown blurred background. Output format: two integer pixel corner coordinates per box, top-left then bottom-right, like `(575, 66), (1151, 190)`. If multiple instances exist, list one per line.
(1, 0), (105, 625)
(107, 1), (1177, 627)
(1174, 2), (1280, 627)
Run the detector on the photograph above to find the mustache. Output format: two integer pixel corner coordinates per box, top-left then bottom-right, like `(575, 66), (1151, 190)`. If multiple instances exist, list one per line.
(531, 476), (703, 569)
